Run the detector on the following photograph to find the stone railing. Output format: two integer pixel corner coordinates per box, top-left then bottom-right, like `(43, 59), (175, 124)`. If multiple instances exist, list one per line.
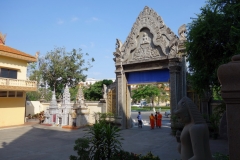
(0, 77), (37, 88)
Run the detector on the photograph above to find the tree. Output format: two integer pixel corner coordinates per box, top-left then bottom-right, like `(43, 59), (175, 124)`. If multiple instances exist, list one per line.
(27, 61), (42, 87)
(26, 88), (52, 101)
(131, 84), (160, 106)
(37, 47), (94, 97)
(83, 80), (113, 101)
(156, 83), (170, 104)
(186, 0), (240, 97)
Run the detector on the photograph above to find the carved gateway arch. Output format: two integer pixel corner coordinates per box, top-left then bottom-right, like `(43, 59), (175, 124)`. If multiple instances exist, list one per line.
(113, 6), (187, 129)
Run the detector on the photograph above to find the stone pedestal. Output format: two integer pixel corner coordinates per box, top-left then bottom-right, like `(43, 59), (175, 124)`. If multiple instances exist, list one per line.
(217, 54), (240, 160)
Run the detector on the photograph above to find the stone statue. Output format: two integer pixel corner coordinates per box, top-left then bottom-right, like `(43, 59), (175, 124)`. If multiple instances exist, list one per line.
(174, 97), (213, 160)
(102, 84), (107, 99)
(178, 24), (186, 41)
(114, 39), (123, 62)
(142, 33), (150, 44)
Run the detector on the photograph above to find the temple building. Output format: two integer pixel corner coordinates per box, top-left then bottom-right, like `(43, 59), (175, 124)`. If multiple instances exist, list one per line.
(0, 32), (37, 127)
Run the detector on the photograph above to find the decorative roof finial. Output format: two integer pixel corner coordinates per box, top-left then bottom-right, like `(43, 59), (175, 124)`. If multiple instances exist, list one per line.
(35, 51), (40, 59)
(0, 32), (7, 45)
(178, 24), (186, 41)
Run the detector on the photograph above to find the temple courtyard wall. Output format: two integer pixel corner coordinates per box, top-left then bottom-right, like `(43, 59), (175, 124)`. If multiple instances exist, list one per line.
(26, 101), (106, 125)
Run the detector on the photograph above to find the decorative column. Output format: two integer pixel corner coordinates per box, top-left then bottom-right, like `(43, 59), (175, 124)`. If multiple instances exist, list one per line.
(126, 84), (131, 129)
(217, 54), (240, 160)
(116, 72), (124, 128)
(181, 55), (187, 97)
(169, 58), (181, 114)
(48, 91), (58, 124)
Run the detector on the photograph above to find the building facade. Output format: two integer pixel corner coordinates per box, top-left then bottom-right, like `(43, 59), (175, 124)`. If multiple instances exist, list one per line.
(0, 32), (37, 127)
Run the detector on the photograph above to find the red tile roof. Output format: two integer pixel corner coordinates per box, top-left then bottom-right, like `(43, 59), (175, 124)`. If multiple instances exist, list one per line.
(0, 44), (36, 62)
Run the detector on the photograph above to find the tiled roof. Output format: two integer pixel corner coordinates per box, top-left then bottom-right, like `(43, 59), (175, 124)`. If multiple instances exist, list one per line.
(0, 44), (36, 62)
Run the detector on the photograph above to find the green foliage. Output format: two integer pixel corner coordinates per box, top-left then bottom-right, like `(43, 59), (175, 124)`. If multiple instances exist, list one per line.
(26, 88), (52, 101)
(212, 152), (229, 160)
(186, 0), (240, 97)
(69, 86), (79, 101)
(132, 84), (160, 104)
(213, 102), (226, 117)
(212, 87), (222, 100)
(69, 138), (91, 160)
(70, 120), (161, 160)
(27, 62), (42, 85)
(70, 121), (122, 160)
(209, 112), (221, 132)
(171, 114), (178, 124)
(83, 79), (113, 101)
(26, 91), (41, 101)
(37, 47), (94, 97)
(111, 150), (160, 160)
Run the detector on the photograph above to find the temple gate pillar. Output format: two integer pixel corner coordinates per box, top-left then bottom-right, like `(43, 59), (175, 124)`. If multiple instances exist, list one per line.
(116, 71), (125, 129)
(180, 56), (187, 97)
(217, 54), (240, 160)
(169, 58), (181, 114)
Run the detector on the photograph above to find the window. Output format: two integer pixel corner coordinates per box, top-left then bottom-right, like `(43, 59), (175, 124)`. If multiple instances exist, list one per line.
(8, 91), (16, 97)
(16, 92), (23, 97)
(0, 91), (7, 97)
(0, 68), (17, 79)
(0, 91), (23, 98)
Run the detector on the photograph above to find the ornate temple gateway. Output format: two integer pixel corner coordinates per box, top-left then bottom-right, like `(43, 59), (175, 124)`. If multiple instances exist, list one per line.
(113, 6), (187, 128)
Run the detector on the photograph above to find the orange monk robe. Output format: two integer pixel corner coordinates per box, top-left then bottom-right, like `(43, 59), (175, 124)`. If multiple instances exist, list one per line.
(157, 113), (162, 128)
(149, 115), (155, 129)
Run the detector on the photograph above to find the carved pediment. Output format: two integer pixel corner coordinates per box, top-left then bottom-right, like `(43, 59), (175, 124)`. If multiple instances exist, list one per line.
(114, 6), (179, 64)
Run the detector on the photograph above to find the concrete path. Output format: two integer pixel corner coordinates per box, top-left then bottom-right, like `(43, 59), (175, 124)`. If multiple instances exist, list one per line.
(0, 113), (228, 160)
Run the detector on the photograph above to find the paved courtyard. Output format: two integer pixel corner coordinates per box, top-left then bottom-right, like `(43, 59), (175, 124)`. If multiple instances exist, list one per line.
(0, 112), (228, 160)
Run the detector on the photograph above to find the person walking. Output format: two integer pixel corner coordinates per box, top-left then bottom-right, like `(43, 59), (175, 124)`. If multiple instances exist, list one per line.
(137, 111), (143, 128)
(149, 113), (155, 129)
(157, 112), (162, 128)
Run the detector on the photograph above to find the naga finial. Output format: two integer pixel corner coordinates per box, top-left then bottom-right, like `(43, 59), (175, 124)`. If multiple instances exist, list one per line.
(116, 39), (122, 50)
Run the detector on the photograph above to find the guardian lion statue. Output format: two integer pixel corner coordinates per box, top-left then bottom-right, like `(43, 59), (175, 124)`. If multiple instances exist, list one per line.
(174, 97), (213, 160)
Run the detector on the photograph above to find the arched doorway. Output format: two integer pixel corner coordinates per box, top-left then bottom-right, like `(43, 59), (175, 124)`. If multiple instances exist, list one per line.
(113, 6), (187, 129)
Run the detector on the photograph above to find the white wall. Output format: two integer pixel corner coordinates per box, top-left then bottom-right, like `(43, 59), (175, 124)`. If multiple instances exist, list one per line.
(26, 101), (106, 125)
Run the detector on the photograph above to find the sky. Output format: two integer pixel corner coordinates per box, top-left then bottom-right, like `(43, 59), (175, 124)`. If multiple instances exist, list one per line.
(1, 0), (206, 80)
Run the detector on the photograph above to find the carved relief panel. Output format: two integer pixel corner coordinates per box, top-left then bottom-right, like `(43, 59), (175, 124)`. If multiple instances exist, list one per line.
(129, 28), (166, 62)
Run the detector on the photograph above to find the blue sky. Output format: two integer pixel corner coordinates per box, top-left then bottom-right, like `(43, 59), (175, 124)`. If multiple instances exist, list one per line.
(1, 0), (206, 80)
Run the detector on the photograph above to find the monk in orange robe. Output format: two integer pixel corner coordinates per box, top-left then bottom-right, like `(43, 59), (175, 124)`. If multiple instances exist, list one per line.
(149, 113), (155, 129)
(157, 112), (162, 128)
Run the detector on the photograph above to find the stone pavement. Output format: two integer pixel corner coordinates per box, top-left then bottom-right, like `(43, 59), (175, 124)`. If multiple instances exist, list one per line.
(0, 119), (228, 160)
